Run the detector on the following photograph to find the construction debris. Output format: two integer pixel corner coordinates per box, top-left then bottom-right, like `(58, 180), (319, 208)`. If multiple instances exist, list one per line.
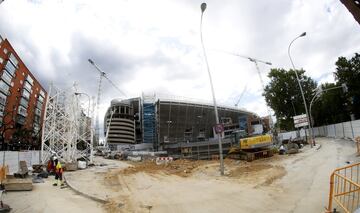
(3, 177), (33, 191)
(13, 161), (29, 178)
(32, 164), (43, 173)
(127, 156), (142, 162)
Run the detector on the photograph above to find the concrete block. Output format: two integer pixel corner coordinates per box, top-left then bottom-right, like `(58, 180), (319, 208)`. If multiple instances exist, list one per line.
(3, 177), (33, 191)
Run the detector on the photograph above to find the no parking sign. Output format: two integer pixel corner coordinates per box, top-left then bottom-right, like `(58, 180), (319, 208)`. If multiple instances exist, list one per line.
(214, 124), (224, 134)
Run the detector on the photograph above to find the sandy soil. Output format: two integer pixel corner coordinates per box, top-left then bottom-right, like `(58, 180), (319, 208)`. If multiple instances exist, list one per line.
(7, 138), (357, 213)
(98, 138), (358, 213)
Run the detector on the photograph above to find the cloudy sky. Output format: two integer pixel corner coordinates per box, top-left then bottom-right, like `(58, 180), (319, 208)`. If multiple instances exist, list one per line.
(0, 0), (359, 137)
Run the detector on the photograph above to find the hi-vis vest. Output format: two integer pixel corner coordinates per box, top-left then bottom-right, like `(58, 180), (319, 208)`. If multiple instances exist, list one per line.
(55, 162), (63, 173)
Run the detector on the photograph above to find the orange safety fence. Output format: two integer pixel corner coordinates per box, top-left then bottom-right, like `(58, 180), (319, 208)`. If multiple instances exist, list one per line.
(326, 162), (360, 213)
(0, 165), (8, 182)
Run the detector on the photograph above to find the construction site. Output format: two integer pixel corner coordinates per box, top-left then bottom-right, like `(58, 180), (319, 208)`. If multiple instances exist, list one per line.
(1, 80), (360, 213)
(2, 137), (360, 213)
(0, 1), (360, 213)
(0, 34), (359, 213)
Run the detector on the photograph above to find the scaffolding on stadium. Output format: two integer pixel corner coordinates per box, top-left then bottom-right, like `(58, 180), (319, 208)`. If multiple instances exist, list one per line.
(142, 94), (157, 148)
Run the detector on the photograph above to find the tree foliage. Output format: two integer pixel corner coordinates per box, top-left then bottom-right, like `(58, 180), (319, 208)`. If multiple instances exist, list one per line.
(311, 83), (348, 126)
(334, 53), (360, 119)
(264, 68), (317, 131)
(264, 53), (360, 130)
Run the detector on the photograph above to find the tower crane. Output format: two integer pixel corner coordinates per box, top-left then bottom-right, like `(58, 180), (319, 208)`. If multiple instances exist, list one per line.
(234, 85), (247, 107)
(220, 51), (274, 132)
(88, 59), (127, 145)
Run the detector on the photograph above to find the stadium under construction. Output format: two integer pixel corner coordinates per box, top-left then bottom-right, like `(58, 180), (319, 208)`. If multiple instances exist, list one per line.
(104, 94), (269, 159)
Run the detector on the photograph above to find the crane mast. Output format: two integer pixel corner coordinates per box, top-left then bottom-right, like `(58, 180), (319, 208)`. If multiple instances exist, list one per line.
(221, 51), (274, 132)
(88, 59), (126, 146)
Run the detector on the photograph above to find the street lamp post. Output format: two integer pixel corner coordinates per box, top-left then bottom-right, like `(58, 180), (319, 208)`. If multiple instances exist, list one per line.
(309, 84), (347, 144)
(200, 2), (224, 175)
(287, 32), (313, 147)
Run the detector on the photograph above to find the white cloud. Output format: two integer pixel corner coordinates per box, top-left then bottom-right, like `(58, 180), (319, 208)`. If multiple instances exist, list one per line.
(0, 0), (359, 136)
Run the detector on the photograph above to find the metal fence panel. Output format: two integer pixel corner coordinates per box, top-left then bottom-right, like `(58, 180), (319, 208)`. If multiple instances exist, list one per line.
(313, 127), (319, 136)
(279, 131), (297, 141)
(343, 121), (353, 139)
(300, 129), (306, 137)
(327, 125), (336, 137)
(353, 120), (360, 138)
(335, 123), (344, 138)
(0, 151), (40, 174)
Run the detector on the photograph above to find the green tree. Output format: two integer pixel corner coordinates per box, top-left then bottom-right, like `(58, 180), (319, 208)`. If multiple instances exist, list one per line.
(264, 68), (317, 131)
(311, 83), (348, 127)
(334, 53), (360, 119)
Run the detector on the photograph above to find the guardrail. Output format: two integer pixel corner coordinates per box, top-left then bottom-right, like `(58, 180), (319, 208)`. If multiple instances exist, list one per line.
(326, 162), (360, 213)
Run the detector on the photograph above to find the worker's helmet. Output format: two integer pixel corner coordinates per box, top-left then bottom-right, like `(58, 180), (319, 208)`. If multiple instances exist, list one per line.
(52, 156), (57, 161)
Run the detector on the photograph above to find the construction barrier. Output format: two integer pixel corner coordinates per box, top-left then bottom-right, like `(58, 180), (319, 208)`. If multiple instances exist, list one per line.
(0, 165), (8, 183)
(0, 151), (40, 174)
(278, 119), (360, 143)
(356, 136), (360, 156)
(326, 162), (360, 213)
(155, 157), (173, 165)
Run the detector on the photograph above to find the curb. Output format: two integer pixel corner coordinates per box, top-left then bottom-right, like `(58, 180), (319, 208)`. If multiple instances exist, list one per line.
(64, 173), (107, 204)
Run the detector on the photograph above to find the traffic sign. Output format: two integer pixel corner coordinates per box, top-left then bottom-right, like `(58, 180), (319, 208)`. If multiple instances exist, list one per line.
(293, 114), (309, 128)
(214, 124), (224, 134)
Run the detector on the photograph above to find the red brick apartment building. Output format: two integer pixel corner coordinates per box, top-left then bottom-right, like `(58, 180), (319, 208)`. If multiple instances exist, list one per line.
(0, 35), (47, 150)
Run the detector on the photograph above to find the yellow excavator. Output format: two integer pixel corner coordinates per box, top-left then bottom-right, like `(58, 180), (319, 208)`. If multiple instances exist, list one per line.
(228, 122), (273, 161)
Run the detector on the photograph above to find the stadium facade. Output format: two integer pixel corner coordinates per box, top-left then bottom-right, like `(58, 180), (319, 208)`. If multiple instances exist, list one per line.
(104, 94), (263, 151)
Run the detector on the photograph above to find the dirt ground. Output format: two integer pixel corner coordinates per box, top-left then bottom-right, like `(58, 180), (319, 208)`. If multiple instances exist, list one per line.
(99, 138), (358, 213)
(4, 137), (358, 213)
(3, 178), (105, 213)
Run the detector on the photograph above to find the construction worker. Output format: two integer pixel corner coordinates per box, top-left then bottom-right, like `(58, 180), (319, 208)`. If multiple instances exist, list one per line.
(279, 144), (286, 155)
(52, 156), (64, 186)
(46, 156), (55, 175)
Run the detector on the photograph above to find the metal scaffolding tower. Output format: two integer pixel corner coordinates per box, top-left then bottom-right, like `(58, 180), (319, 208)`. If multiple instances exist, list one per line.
(41, 84), (94, 164)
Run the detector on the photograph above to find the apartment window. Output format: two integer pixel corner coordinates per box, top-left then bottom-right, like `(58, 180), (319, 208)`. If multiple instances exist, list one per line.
(16, 115), (26, 125)
(34, 115), (40, 124)
(0, 57), (3, 64)
(9, 53), (18, 67)
(1, 70), (12, 85)
(26, 75), (34, 85)
(3, 48), (7, 54)
(0, 104), (4, 117)
(0, 93), (6, 105)
(4, 62), (16, 76)
(40, 90), (45, 97)
(0, 80), (10, 95)
(20, 97), (28, 107)
(35, 108), (41, 116)
(9, 54), (18, 66)
(38, 95), (44, 103)
(22, 89), (31, 100)
(24, 81), (32, 91)
(36, 101), (42, 109)
(33, 125), (40, 133)
(18, 105), (27, 117)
